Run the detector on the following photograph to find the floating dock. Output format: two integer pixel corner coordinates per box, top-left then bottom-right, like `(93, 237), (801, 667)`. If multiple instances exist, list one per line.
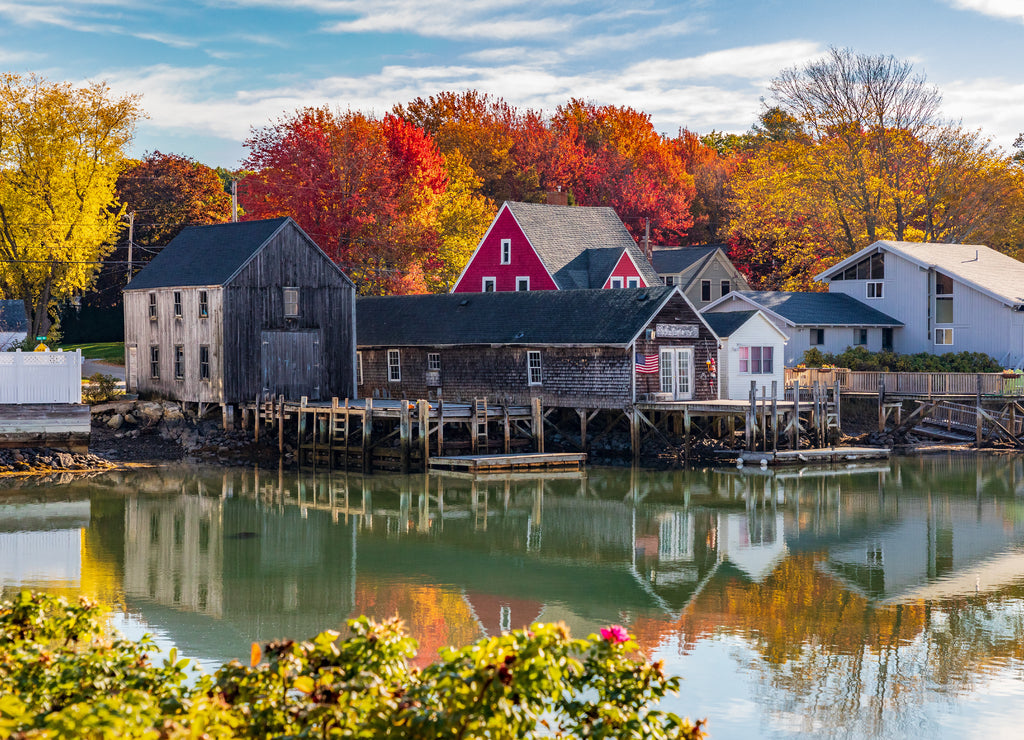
(428, 452), (587, 474)
(731, 446), (890, 466)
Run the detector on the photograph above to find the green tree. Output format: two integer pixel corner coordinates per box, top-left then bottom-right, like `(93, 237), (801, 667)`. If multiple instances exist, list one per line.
(0, 74), (141, 338)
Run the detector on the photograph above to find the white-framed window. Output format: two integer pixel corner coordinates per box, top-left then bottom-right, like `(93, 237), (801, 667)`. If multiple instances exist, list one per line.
(527, 350), (542, 385)
(627, 277), (640, 288)
(610, 277), (623, 289)
(663, 275), (676, 286)
(500, 239), (511, 265)
(198, 290), (209, 318)
(173, 345), (184, 380)
(284, 287), (299, 318)
(427, 352), (441, 371)
(855, 328), (868, 345)
(149, 345), (160, 379)
(866, 281), (883, 299)
(387, 349), (401, 381)
(482, 277), (496, 292)
(935, 328), (954, 346)
(516, 276), (530, 291)
(739, 346), (773, 374)
(701, 280), (711, 302)
(935, 272), (953, 325)
(148, 293), (157, 320)
(356, 351), (362, 386)
(199, 346), (210, 381)
(810, 328), (825, 345)
(173, 291), (182, 318)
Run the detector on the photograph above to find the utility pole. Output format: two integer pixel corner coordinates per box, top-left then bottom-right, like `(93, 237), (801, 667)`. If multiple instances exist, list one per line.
(231, 180), (238, 222)
(125, 211), (135, 284)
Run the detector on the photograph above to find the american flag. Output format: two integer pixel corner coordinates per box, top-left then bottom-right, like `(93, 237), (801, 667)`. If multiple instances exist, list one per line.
(635, 353), (659, 374)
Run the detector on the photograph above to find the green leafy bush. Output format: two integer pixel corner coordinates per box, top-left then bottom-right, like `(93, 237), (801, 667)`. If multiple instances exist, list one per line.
(82, 373), (123, 404)
(802, 347), (1002, 373)
(0, 591), (706, 739)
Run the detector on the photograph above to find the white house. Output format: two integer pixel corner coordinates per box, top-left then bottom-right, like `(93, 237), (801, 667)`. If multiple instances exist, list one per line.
(815, 240), (1024, 368)
(702, 291), (902, 367)
(701, 310), (788, 400)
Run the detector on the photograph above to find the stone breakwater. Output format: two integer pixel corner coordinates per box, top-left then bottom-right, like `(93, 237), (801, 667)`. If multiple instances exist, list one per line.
(0, 448), (114, 474)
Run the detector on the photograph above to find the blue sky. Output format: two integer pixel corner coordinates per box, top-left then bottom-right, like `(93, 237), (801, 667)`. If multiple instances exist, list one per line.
(4, 0), (1022, 167)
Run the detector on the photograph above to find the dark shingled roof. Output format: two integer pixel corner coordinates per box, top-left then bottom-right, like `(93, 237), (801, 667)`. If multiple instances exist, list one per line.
(732, 291), (903, 327)
(505, 202), (662, 288)
(702, 310), (757, 338)
(0, 300), (27, 332)
(650, 246), (721, 275)
(125, 217), (291, 290)
(357, 287), (679, 346)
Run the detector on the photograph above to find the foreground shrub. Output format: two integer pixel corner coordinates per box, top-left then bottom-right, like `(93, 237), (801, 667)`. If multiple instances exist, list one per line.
(0, 591), (706, 738)
(802, 347), (1001, 373)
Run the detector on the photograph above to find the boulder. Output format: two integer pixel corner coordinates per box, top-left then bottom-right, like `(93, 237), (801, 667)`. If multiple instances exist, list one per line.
(162, 404), (185, 422)
(136, 402), (165, 425)
(107, 414), (124, 430)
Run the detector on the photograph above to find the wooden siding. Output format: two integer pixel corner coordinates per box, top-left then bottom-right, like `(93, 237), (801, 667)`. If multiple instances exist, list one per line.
(123, 287), (226, 402)
(453, 206), (559, 293)
(602, 250), (649, 288)
(633, 292), (718, 402)
(222, 225), (355, 403)
(717, 314), (786, 400)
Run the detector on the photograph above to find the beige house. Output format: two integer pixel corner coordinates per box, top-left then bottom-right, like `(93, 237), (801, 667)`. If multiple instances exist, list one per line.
(650, 246), (750, 310)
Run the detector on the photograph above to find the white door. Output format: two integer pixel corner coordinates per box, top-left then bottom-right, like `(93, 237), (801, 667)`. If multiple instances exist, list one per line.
(659, 348), (693, 400)
(127, 345), (138, 391)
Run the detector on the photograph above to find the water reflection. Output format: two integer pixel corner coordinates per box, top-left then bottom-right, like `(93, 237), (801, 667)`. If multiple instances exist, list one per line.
(3, 455), (1024, 737)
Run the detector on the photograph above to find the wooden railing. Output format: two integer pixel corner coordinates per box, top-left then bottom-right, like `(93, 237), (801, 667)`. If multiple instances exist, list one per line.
(922, 401), (1024, 437)
(784, 368), (1024, 397)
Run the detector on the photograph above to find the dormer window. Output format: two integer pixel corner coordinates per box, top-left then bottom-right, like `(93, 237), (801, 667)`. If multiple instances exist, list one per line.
(500, 239), (511, 265)
(627, 277), (640, 288)
(283, 287), (299, 318)
(610, 277), (623, 289)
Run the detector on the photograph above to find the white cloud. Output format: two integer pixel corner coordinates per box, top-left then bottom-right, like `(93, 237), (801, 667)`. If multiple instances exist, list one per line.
(945, 0), (1024, 23)
(942, 77), (1024, 149)
(622, 41), (823, 85)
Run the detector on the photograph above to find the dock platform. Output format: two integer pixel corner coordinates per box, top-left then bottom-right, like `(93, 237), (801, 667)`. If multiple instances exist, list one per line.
(731, 446), (890, 466)
(428, 452), (587, 474)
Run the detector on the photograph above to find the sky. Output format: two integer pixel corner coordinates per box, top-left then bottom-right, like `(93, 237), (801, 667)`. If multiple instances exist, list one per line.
(3, 0), (1023, 167)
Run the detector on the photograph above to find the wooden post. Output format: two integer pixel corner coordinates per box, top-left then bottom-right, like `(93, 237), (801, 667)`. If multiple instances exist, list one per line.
(437, 399), (445, 456)
(399, 400), (411, 474)
(578, 408), (588, 453)
(278, 396), (285, 455)
(532, 398), (544, 453)
(254, 394), (261, 442)
(630, 407), (640, 464)
(878, 378), (886, 433)
(746, 380), (756, 451)
(833, 379), (841, 438)
(418, 399), (430, 469)
(683, 408), (691, 462)
(791, 380), (800, 450)
(771, 381), (778, 452)
(976, 375), (984, 447)
(343, 398), (350, 466)
(503, 406), (511, 454)
(242, 405), (250, 432)
(362, 398), (373, 474)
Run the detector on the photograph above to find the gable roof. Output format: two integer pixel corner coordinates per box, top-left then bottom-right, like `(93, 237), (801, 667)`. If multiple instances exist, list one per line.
(650, 246), (720, 275)
(126, 217), (311, 290)
(816, 240), (1024, 308)
(705, 291), (903, 327)
(504, 202), (663, 288)
(357, 286), (682, 347)
(0, 300), (27, 332)
(701, 310), (789, 342)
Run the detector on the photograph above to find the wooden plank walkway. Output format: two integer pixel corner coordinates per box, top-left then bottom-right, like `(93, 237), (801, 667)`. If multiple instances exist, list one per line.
(428, 452), (587, 474)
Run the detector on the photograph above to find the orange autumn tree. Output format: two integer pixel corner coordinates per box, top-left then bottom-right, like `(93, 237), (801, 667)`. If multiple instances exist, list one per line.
(240, 108), (448, 295)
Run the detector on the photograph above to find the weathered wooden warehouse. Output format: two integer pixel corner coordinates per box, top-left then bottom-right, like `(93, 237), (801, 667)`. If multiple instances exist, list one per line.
(356, 286), (719, 409)
(124, 217), (356, 405)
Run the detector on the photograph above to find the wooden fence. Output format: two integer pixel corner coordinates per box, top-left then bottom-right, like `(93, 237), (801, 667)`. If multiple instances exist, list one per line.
(785, 368), (1023, 397)
(0, 349), (82, 404)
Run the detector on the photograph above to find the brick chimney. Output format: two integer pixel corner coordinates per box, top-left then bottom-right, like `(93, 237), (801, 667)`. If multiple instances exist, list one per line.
(546, 188), (569, 206)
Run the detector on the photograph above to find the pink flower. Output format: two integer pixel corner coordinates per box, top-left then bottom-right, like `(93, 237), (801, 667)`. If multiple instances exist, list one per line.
(600, 625), (630, 643)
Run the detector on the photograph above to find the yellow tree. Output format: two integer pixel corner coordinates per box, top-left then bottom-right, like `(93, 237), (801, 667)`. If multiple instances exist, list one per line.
(429, 150), (496, 292)
(0, 74), (141, 339)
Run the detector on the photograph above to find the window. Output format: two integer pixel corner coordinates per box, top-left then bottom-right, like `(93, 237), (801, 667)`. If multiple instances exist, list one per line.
(427, 352), (441, 371)
(199, 345), (210, 381)
(935, 328), (954, 345)
(148, 293), (157, 320)
(610, 277), (623, 289)
(356, 351), (362, 386)
(283, 287), (299, 318)
(387, 349), (401, 382)
(664, 276), (675, 286)
(173, 345), (184, 379)
(149, 345), (160, 379)
(739, 346), (774, 374)
(482, 277), (496, 292)
(516, 276), (530, 291)
(701, 280), (711, 302)
(527, 351), (542, 385)
(882, 328), (893, 351)
(855, 328), (868, 346)
(627, 277), (640, 288)
(721, 280), (730, 297)
(810, 328), (824, 345)
(173, 291), (182, 318)
(935, 272), (953, 324)
(834, 251), (885, 281)
(198, 291), (208, 318)
(500, 238), (511, 264)
(866, 281), (883, 299)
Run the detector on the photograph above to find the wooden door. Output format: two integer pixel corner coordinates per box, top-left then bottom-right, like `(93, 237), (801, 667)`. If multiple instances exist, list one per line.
(260, 330), (322, 400)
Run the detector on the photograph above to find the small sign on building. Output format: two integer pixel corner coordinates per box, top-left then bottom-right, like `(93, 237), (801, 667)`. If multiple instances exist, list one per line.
(656, 323), (700, 339)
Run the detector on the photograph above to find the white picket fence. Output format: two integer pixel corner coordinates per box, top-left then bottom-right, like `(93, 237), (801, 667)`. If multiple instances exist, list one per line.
(0, 349), (82, 404)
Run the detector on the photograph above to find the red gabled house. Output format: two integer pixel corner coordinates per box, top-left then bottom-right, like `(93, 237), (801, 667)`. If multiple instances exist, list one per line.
(451, 201), (662, 293)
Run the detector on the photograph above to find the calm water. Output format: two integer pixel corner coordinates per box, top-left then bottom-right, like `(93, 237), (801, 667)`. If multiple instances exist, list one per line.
(4, 456), (1024, 738)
